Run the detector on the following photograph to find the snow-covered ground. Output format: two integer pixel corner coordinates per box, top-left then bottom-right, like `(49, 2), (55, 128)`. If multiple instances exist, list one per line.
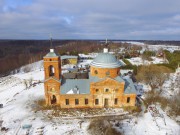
(162, 71), (180, 97)
(0, 61), (179, 135)
(114, 105), (180, 135)
(127, 57), (167, 66)
(0, 68), (91, 135)
(121, 41), (180, 53)
(121, 41), (145, 46)
(78, 53), (97, 59)
(146, 45), (180, 53)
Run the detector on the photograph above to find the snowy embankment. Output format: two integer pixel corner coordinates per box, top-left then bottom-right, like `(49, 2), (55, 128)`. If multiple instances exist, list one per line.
(113, 105), (179, 135)
(0, 60), (179, 135)
(162, 72), (180, 97)
(0, 61), (45, 134)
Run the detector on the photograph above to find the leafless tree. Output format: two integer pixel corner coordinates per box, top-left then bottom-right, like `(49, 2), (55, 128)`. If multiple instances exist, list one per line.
(29, 77), (33, 87)
(136, 65), (172, 93)
(23, 80), (28, 89)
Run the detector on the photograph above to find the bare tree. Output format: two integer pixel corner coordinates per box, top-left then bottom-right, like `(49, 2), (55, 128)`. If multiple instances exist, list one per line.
(88, 118), (123, 135)
(22, 66), (31, 73)
(170, 91), (180, 116)
(23, 80), (28, 89)
(29, 77), (33, 87)
(136, 65), (172, 93)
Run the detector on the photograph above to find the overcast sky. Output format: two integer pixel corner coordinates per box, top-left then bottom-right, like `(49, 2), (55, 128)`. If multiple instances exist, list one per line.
(0, 0), (180, 40)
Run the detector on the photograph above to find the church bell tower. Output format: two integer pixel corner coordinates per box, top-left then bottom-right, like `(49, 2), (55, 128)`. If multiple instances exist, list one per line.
(43, 47), (61, 105)
(44, 49), (61, 80)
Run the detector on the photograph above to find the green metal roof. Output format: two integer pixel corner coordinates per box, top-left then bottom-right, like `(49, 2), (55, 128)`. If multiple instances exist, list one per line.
(60, 73), (136, 95)
(114, 76), (125, 82)
(60, 79), (90, 94)
(91, 53), (123, 68)
(89, 74), (136, 94)
(61, 55), (78, 60)
(89, 73), (101, 82)
(124, 78), (137, 94)
(89, 73), (125, 83)
(44, 52), (58, 57)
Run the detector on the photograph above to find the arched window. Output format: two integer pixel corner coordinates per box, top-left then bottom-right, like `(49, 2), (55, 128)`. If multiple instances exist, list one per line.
(51, 95), (56, 104)
(106, 71), (110, 76)
(127, 97), (130, 103)
(96, 89), (99, 92)
(105, 88), (109, 92)
(50, 88), (55, 92)
(49, 65), (55, 76)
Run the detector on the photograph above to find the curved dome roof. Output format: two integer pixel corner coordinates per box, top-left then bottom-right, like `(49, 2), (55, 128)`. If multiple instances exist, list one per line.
(90, 53), (122, 68)
(45, 52), (58, 57)
(44, 49), (59, 58)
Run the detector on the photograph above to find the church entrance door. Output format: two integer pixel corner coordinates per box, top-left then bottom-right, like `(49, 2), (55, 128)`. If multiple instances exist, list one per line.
(51, 95), (56, 104)
(104, 98), (109, 107)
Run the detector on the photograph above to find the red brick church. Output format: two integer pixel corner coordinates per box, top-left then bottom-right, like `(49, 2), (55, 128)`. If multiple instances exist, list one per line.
(43, 48), (136, 108)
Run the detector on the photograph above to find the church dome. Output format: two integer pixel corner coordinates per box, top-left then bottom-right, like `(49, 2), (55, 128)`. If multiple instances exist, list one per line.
(90, 53), (122, 68)
(44, 49), (59, 57)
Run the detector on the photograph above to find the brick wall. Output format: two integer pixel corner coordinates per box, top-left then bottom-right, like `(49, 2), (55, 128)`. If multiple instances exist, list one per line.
(90, 66), (120, 78)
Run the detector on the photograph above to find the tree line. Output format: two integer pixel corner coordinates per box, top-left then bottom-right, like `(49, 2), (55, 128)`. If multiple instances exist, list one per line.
(0, 40), (70, 76)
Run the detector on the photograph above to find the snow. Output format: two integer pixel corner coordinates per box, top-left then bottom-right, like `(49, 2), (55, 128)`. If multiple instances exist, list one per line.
(120, 41), (180, 53)
(14, 70), (44, 81)
(127, 57), (167, 66)
(61, 60), (92, 71)
(66, 88), (79, 94)
(78, 53), (98, 59)
(145, 45), (180, 53)
(0, 60), (179, 135)
(0, 62), (92, 135)
(121, 41), (145, 45)
(62, 64), (76, 69)
(162, 72), (180, 97)
(120, 69), (133, 75)
(132, 109), (179, 135)
(77, 60), (93, 68)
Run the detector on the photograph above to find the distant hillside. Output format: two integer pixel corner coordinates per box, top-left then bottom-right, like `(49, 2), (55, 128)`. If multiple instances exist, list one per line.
(0, 40), (70, 76)
(0, 40), (102, 76)
(143, 40), (180, 46)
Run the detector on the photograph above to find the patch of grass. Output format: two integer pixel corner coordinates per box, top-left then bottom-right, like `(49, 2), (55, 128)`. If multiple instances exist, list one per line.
(122, 106), (142, 113)
(36, 98), (46, 106)
(144, 91), (168, 109)
(106, 127), (123, 135)
(122, 59), (132, 65)
(168, 91), (180, 116)
(33, 98), (50, 111)
(144, 90), (180, 116)
(88, 118), (123, 135)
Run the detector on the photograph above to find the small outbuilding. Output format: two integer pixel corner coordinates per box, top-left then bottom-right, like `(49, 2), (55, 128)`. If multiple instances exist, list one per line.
(61, 55), (78, 65)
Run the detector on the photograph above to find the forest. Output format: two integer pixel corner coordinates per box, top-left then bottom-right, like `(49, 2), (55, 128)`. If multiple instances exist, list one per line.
(0, 40), (69, 76)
